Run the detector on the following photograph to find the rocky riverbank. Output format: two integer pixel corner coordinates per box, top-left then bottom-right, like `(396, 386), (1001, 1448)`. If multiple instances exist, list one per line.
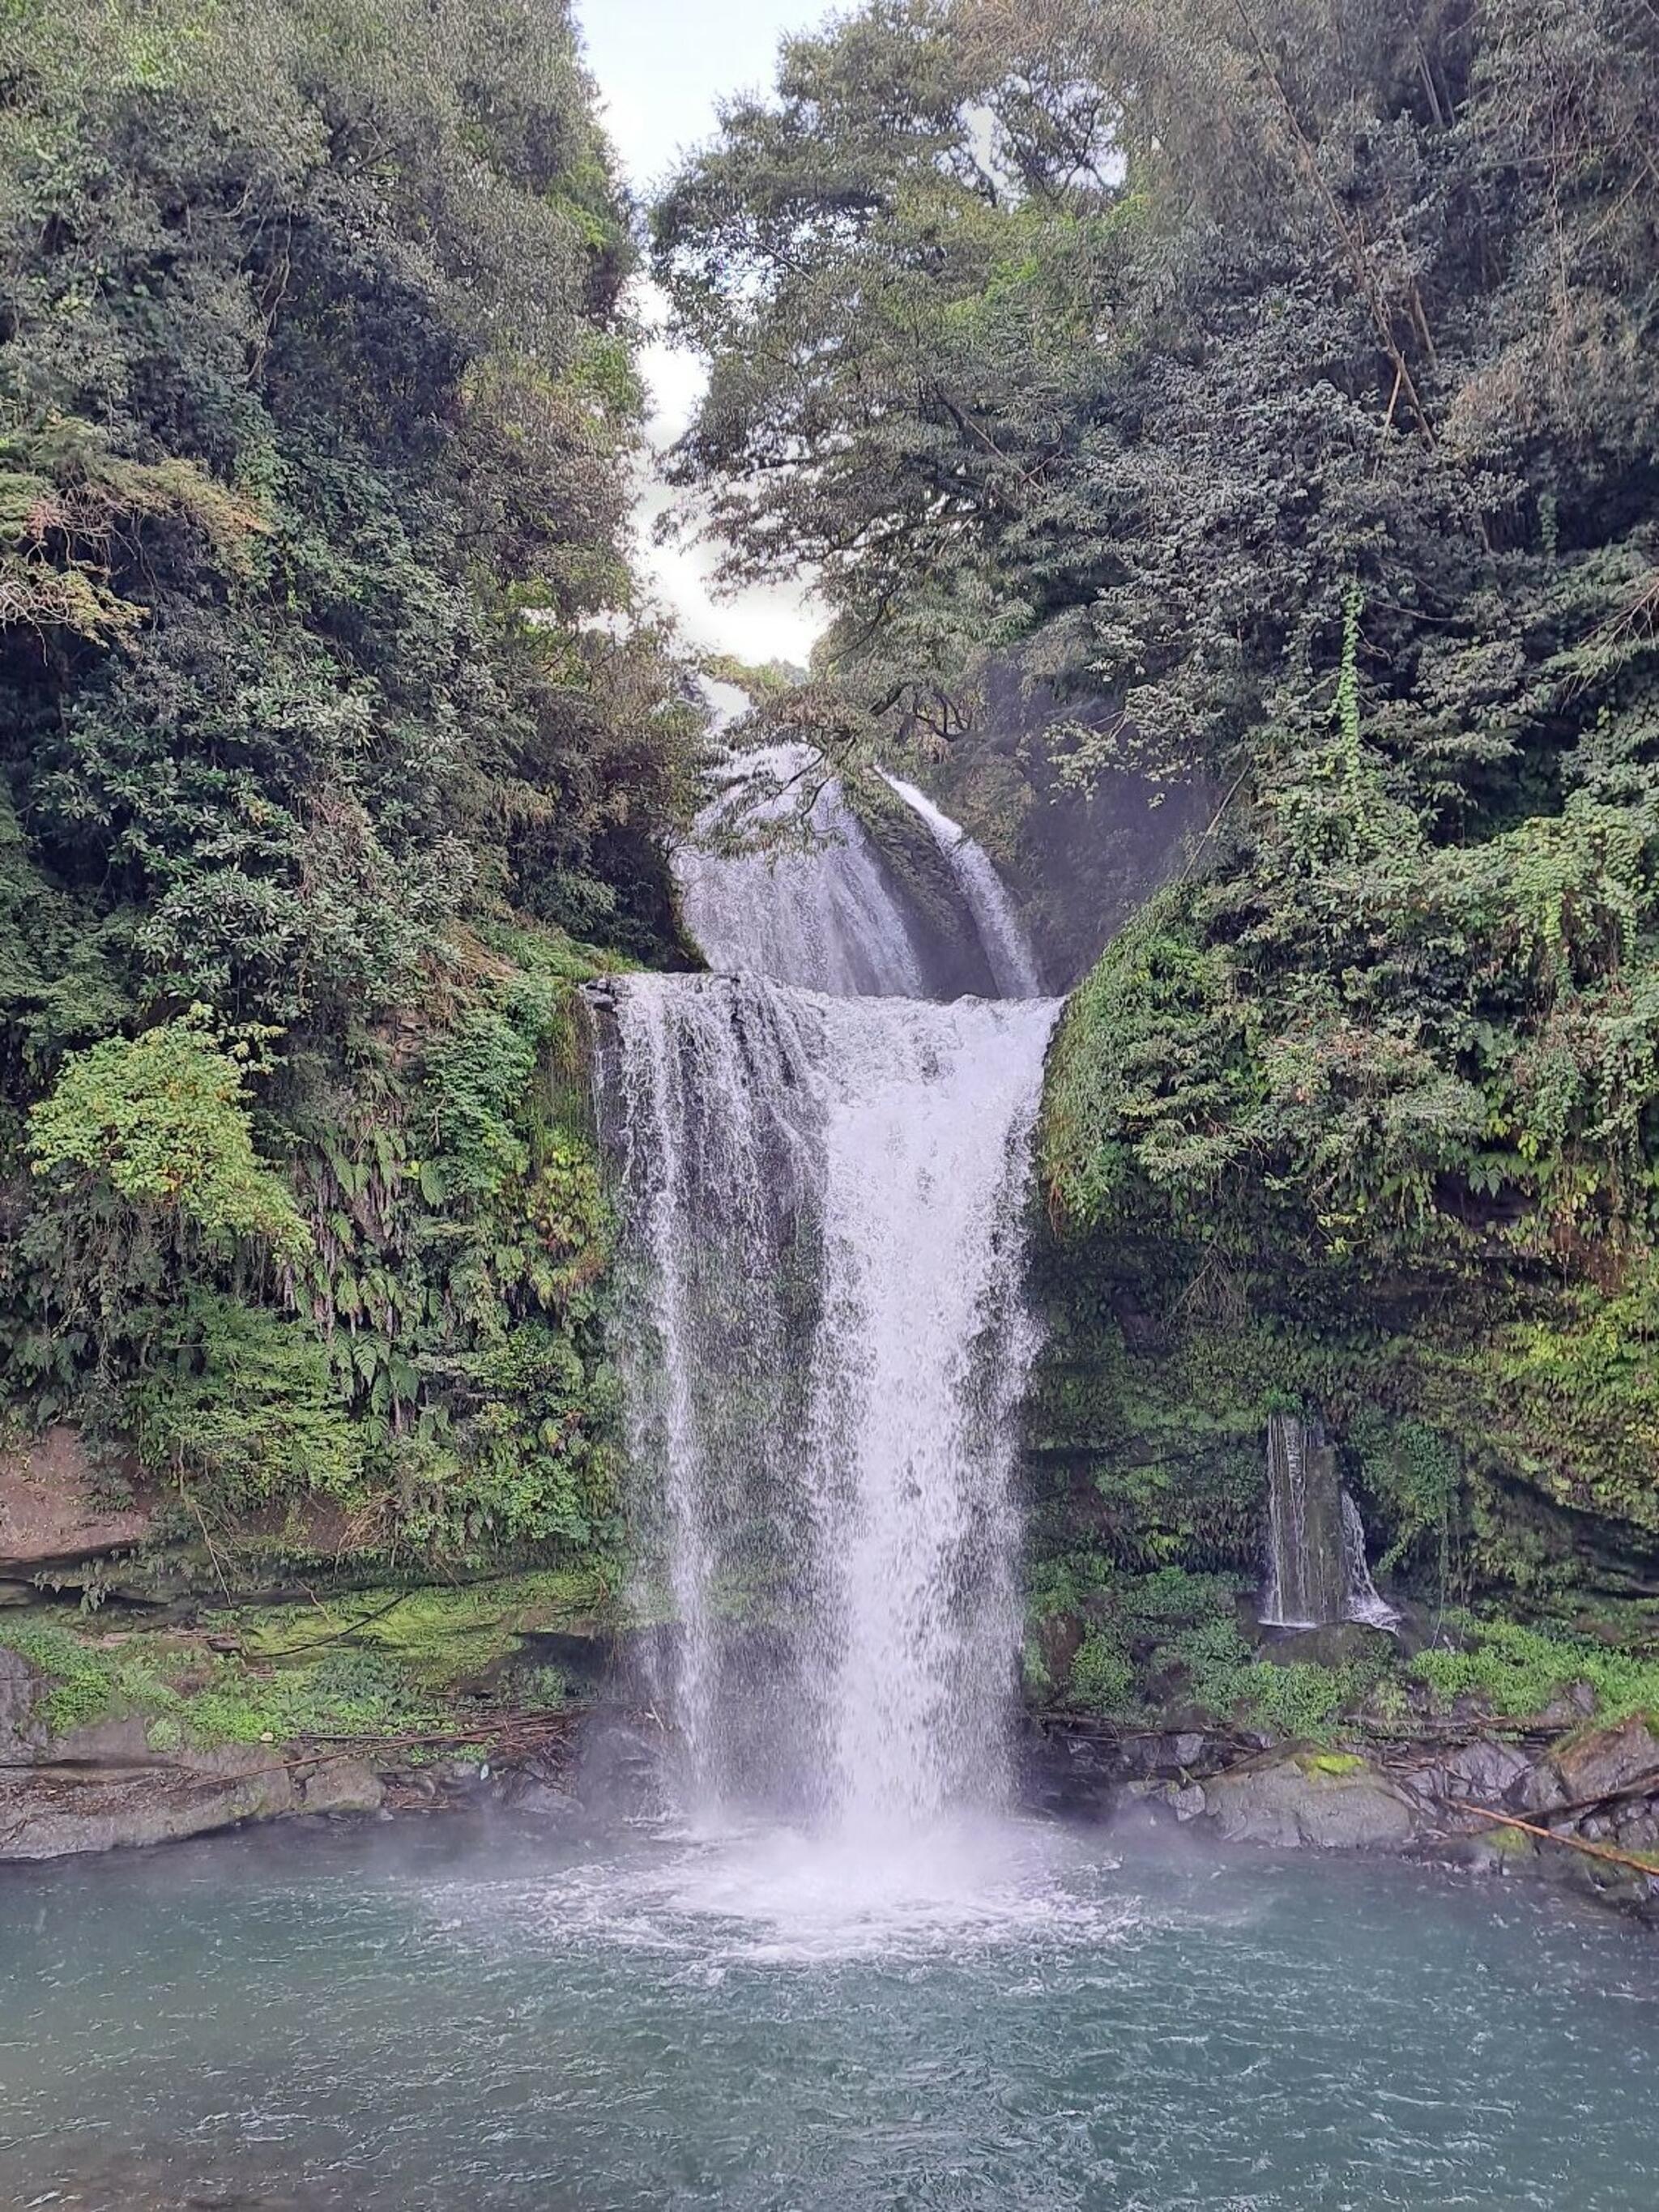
(1025, 1709), (1659, 1925)
(4, 1426), (1656, 1929)
(0, 1628), (600, 1861)
(4, 1603), (1657, 1941)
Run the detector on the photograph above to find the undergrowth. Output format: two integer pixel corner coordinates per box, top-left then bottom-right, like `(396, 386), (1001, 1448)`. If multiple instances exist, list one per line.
(0, 1572), (597, 1747)
(1410, 1616), (1659, 1727)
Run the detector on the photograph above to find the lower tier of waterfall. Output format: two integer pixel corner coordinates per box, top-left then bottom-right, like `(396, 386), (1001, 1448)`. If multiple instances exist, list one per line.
(592, 971), (1060, 1834)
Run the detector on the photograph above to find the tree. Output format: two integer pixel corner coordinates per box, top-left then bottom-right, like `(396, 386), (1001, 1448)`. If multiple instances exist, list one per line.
(655, 0), (1659, 1591)
(0, 0), (692, 1558)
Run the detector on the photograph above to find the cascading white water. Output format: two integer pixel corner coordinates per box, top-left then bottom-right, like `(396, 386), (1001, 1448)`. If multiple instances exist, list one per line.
(675, 720), (931, 996)
(1261, 1410), (1398, 1632)
(878, 769), (1045, 999)
(1261, 1412), (1343, 1629)
(602, 978), (1057, 1826)
(598, 728), (1059, 1836)
(1342, 1491), (1401, 1632)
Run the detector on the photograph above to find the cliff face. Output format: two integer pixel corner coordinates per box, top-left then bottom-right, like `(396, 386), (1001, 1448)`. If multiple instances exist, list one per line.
(876, 659), (1215, 994)
(1022, 1019), (1659, 1754)
(637, 0), (1659, 1715)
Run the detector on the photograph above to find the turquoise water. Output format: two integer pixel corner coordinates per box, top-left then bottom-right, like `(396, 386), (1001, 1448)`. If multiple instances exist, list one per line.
(2, 1813), (1655, 2210)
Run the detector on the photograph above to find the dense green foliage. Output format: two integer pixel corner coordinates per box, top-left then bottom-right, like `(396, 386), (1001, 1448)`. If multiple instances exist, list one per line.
(0, 0), (693, 1566)
(1024, 1551), (1659, 1737)
(656, 0), (1659, 1601)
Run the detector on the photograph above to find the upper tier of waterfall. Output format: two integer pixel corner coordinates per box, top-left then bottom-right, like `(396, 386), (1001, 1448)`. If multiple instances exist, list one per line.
(672, 685), (1043, 1003)
(674, 738), (934, 996)
(877, 769), (1045, 999)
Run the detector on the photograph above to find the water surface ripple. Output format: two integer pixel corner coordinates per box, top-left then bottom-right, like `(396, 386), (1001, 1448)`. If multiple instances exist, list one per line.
(2, 1816), (1654, 2211)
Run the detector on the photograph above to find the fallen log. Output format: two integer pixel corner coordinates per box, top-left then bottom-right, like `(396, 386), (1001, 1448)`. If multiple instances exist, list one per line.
(1460, 1802), (1659, 1882)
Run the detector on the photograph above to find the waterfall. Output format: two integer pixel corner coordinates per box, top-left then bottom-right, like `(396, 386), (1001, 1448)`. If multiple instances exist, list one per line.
(596, 719), (1060, 1835)
(597, 976), (1058, 1826)
(877, 770), (1044, 999)
(1261, 1411), (1399, 1632)
(1261, 1413), (1344, 1629)
(1342, 1492), (1402, 1632)
(674, 704), (931, 996)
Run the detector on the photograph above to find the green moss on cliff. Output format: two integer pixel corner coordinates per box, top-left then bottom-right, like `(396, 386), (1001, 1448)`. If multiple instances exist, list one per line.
(1034, 793), (1659, 1606)
(0, 1571), (599, 1750)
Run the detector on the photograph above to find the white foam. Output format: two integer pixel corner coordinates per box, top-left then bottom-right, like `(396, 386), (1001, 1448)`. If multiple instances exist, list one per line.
(433, 1819), (1145, 1971)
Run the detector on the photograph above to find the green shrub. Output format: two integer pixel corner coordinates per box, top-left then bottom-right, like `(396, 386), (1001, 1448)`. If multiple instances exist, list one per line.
(1241, 1661), (1354, 1739)
(129, 1292), (366, 1503)
(0, 1619), (121, 1732)
(29, 1013), (309, 1265)
(1070, 1630), (1134, 1715)
(1411, 1616), (1659, 1725)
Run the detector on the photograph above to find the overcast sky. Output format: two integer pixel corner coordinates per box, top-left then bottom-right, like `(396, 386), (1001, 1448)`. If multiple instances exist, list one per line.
(576, 0), (834, 667)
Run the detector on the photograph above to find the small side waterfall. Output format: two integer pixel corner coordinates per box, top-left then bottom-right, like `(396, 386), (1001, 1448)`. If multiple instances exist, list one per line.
(878, 770), (1044, 999)
(596, 719), (1061, 1838)
(1261, 1412), (1399, 1632)
(1342, 1492), (1402, 1631)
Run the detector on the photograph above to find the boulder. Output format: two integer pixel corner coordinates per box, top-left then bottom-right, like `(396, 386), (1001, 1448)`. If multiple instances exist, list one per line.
(1203, 1754), (1420, 1852)
(0, 1671), (383, 1856)
(296, 1756), (385, 1816)
(1546, 1715), (1659, 1808)
(0, 1741), (296, 1859)
(1419, 1738), (1533, 1808)
(1613, 1805), (1659, 1854)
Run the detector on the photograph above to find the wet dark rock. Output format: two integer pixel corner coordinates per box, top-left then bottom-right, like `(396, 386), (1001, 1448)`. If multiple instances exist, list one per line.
(1259, 1622), (1395, 1669)
(1533, 1684), (1599, 1733)
(574, 1715), (667, 1820)
(503, 1774), (578, 1818)
(0, 1643), (43, 1758)
(1544, 1714), (1659, 1808)
(1418, 1738), (1533, 1808)
(1030, 1609), (1084, 1690)
(1018, 1720), (1235, 1818)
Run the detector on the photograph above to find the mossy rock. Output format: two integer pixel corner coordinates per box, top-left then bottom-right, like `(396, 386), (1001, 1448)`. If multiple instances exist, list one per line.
(1294, 1751), (1367, 1779)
